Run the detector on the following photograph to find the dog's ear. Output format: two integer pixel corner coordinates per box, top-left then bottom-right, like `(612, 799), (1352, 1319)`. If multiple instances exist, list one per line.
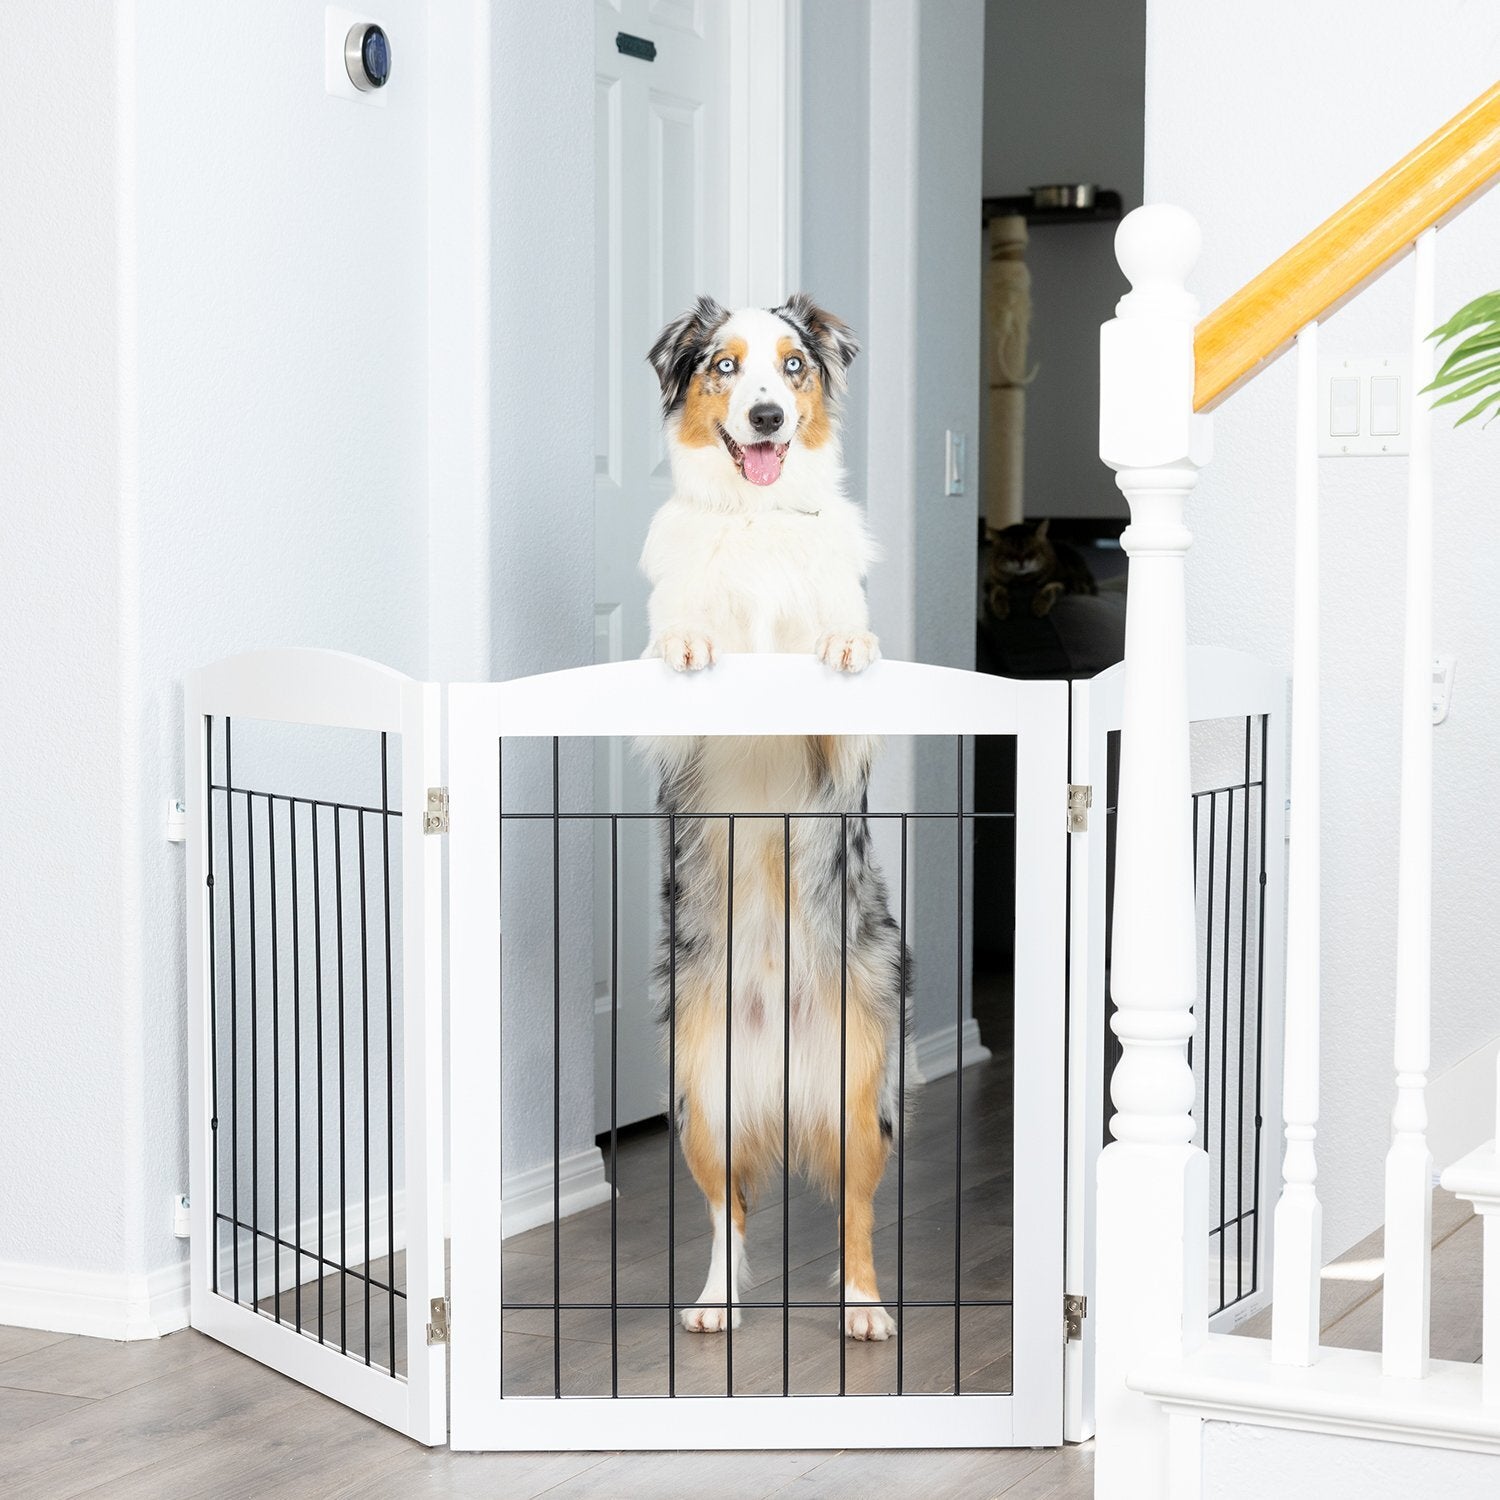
(648, 296), (730, 415)
(772, 293), (860, 397)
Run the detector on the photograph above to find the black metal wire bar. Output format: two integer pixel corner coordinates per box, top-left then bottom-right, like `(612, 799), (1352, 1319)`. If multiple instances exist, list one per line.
(954, 735), (964, 1395)
(552, 737), (562, 1399)
(212, 1214), (406, 1296)
(896, 813), (908, 1396)
(246, 789), (260, 1313)
(1206, 1206), (1260, 1237)
(334, 807), (348, 1355)
(500, 1297), (1015, 1311)
(269, 796), (281, 1324)
(495, 809), (1017, 824)
(1220, 790), (1233, 1311)
(210, 784), (402, 819)
(359, 810), (373, 1365)
(838, 811), (848, 1395)
(667, 812), (678, 1397)
(725, 814), (735, 1396)
(1238, 718), (1253, 1302)
(289, 796), (303, 1336)
(782, 813), (791, 1398)
(381, 733), (397, 1377)
(205, 719), (221, 1301)
(610, 813), (620, 1398)
(1251, 715), (1270, 1291)
(1203, 795), (1216, 1174)
(312, 802), (326, 1344)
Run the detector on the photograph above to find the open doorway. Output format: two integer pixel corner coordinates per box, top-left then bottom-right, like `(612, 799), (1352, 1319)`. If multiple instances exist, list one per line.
(972, 0), (1146, 1042)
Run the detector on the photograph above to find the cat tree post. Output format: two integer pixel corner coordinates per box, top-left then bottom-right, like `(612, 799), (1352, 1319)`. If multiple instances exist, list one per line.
(1092, 204), (1213, 1497)
(983, 213), (1032, 533)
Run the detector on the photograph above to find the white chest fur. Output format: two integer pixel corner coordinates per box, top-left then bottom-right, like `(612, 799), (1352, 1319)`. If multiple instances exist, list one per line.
(641, 489), (876, 657)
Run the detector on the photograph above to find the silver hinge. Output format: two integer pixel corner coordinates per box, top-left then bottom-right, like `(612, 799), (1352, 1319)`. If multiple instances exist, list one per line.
(1067, 784), (1093, 833)
(423, 787), (450, 835)
(426, 1296), (450, 1344)
(1065, 1292), (1087, 1341)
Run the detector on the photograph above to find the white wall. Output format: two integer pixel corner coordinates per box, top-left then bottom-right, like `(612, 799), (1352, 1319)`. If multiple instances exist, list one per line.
(802, 0), (986, 1048)
(0, 0), (592, 1332)
(1145, 0), (1500, 1260)
(982, 0), (1145, 522)
(0, 0), (133, 1288)
(487, 0), (597, 1183)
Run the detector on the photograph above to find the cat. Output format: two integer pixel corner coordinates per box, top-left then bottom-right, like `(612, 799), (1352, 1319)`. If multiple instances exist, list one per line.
(983, 517), (1097, 620)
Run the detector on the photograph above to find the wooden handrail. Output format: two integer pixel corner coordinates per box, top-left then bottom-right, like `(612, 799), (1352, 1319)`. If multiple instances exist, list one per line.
(1194, 80), (1500, 411)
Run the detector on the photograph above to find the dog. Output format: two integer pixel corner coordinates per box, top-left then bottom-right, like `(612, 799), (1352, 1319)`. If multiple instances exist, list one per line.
(639, 294), (910, 1341)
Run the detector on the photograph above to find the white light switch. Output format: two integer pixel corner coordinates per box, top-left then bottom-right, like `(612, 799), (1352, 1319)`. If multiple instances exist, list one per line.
(944, 431), (966, 496)
(1370, 376), (1401, 436)
(1330, 377), (1360, 436)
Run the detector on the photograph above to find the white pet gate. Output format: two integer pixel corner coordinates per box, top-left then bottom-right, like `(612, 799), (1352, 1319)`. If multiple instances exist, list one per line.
(183, 645), (1284, 1451)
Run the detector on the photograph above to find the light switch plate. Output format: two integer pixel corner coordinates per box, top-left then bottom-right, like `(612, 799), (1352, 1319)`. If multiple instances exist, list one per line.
(1433, 655), (1455, 725)
(1319, 356), (1411, 455)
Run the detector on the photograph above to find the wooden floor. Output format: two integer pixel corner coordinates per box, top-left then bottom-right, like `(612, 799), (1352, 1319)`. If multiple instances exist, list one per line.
(1234, 1187), (1482, 1362)
(0, 1007), (1093, 1498)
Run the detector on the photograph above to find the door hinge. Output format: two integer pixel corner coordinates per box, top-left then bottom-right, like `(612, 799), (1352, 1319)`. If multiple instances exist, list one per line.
(1065, 1292), (1087, 1341)
(1067, 784), (1093, 833)
(424, 787), (450, 835)
(426, 1296), (450, 1344)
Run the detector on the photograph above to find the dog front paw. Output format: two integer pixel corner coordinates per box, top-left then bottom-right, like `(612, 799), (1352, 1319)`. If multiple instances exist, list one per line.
(653, 631), (718, 672)
(682, 1303), (741, 1333)
(843, 1289), (895, 1341)
(817, 631), (880, 674)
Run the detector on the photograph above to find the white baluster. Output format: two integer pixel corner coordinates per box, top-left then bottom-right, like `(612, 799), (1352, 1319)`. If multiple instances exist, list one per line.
(1382, 228), (1438, 1379)
(1271, 322), (1324, 1367)
(1093, 204), (1212, 1497)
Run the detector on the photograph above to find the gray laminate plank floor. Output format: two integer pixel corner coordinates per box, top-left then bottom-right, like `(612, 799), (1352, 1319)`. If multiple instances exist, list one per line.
(0, 984), (1100, 1495)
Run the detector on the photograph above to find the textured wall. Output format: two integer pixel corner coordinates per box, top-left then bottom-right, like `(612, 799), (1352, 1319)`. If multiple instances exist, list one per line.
(1146, 0), (1500, 1259)
(982, 0), (1146, 522)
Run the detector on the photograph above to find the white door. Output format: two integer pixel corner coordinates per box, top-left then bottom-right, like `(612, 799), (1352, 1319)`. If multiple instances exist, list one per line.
(593, 0), (731, 1131)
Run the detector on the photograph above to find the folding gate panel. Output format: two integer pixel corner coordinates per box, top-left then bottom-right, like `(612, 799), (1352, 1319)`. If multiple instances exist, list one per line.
(1064, 646), (1288, 1442)
(184, 650), (446, 1444)
(449, 655), (1069, 1450)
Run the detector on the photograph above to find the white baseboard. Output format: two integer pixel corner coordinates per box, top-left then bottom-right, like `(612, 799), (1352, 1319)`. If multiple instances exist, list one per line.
(912, 1017), (992, 1084)
(0, 1257), (190, 1342)
(500, 1145), (614, 1238)
(0, 1148), (611, 1344)
(1429, 1033), (1500, 1173)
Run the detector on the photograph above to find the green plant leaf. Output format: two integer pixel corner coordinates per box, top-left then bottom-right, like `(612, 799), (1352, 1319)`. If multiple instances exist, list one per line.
(1425, 352), (1500, 398)
(1431, 329), (1500, 382)
(1455, 388), (1500, 426)
(1430, 291), (1500, 342)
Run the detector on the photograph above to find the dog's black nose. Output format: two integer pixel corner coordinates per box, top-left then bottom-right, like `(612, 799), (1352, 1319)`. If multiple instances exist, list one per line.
(747, 402), (784, 437)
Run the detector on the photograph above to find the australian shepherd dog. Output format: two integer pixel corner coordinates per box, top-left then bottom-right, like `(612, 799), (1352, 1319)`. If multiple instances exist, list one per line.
(640, 294), (909, 1341)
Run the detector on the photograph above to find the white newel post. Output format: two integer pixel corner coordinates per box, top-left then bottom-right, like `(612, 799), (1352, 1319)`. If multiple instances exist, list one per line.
(1094, 205), (1212, 1496)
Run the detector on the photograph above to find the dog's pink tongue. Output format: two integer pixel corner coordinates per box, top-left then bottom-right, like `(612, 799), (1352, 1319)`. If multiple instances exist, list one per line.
(741, 441), (783, 486)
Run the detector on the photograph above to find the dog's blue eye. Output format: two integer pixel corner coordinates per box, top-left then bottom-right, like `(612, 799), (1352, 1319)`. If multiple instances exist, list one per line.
(716, 357), (736, 375)
(785, 356), (803, 374)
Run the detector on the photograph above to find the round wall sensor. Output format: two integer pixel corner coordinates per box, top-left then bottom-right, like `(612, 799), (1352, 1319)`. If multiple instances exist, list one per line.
(345, 23), (391, 92)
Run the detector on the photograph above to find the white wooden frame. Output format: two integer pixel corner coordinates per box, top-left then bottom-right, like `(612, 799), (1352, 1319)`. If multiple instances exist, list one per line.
(1064, 646), (1289, 1442)
(184, 649), (446, 1445)
(449, 653), (1068, 1450)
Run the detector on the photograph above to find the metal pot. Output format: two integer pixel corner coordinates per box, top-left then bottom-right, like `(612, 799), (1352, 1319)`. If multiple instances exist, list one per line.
(1029, 183), (1097, 211)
